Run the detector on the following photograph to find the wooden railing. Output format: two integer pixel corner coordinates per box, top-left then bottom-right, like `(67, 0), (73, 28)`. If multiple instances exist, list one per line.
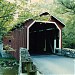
(18, 48), (37, 75)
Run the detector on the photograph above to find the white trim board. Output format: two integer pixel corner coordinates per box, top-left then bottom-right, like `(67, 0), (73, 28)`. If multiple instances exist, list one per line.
(27, 20), (62, 50)
(27, 21), (35, 50)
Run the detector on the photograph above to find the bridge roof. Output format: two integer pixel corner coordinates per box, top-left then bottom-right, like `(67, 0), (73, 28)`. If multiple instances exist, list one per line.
(10, 12), (65, 31)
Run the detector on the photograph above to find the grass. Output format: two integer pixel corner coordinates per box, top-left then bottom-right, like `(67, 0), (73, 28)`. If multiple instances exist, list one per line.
(0, 66), (18, 75)
(0, 58), (18, 75)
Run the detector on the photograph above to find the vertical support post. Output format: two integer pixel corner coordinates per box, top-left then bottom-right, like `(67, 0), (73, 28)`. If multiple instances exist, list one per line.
(59, 30), (62, 53)
(54, 39), (56, 53)
(27, 28), (29, 50)
(59, 30), (62, 49)
(27, 21), (35, 50)
(26, 62), (31, 75)
(44, 39), (46, 51)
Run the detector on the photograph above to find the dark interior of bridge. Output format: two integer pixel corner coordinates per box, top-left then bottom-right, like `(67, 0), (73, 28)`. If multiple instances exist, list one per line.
(29, 22), (59, 55)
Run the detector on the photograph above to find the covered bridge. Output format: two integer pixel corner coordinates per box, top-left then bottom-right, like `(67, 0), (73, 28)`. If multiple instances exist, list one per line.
(3, 12), (65, 60)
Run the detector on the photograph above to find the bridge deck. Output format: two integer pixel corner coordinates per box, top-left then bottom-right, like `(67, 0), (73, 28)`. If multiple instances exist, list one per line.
(31, 55), (74, 75)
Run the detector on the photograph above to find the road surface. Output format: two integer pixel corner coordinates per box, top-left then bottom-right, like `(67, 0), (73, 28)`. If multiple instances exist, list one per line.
(31, 55), (75, 75)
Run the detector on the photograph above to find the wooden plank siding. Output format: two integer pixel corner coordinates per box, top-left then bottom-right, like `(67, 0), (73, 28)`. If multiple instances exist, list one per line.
(3, 19), (34, 60)
(50, 16), (65, 29)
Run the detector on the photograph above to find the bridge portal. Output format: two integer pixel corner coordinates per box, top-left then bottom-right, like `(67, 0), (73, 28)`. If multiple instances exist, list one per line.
(29, 21), (59, 55)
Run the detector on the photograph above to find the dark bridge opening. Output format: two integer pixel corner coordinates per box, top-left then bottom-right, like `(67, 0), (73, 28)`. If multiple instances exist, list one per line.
(29, 22), (59, 55)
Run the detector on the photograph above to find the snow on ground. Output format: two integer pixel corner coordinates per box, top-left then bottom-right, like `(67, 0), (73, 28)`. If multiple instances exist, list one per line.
(31, 55), (74, 75)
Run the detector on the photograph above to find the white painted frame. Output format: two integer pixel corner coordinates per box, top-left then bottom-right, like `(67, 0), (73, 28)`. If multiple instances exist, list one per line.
(27, 20), (62, 52)
(27, 21), (35, 50)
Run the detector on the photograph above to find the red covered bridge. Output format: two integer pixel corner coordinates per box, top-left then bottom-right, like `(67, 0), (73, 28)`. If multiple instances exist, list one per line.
(3, 12), (65, 60)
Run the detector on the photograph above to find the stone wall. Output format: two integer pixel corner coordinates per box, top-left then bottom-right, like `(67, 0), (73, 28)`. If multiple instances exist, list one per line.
(55, 48), (75, 58)
(61, 48), (75, 58)
(18, 48), (37, 75)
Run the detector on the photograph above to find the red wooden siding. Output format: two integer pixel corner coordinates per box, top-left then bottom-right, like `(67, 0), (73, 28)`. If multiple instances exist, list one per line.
(3, 19), (34, 60)
(50, 16), (65, 29)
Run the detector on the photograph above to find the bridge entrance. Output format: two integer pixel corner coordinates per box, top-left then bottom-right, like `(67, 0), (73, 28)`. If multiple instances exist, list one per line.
(29, 21), (59, 55)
